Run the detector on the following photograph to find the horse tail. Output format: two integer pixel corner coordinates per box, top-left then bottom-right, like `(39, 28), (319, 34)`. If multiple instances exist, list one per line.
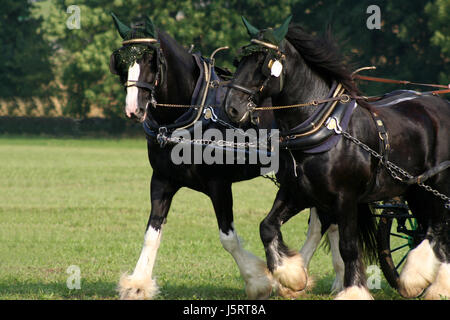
(357, 203), (378, 265)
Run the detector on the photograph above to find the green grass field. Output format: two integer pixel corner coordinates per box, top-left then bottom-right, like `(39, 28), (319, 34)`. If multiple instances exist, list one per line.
(0, 137), (404, 300)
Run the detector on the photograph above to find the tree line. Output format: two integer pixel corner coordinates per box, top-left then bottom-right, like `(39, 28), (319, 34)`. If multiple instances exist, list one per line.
(1, 0), (448, 118)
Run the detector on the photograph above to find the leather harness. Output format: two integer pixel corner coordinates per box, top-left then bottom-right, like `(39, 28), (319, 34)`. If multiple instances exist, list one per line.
(142, 53), (226, 143)
(228, 38), (393, 158)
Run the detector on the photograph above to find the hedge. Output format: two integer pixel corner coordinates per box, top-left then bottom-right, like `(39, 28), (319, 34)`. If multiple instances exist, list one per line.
(0, 116), (144, 137)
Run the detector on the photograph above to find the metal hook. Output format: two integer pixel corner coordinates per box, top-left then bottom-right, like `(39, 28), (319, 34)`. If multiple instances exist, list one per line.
(325, 116), (343, 134)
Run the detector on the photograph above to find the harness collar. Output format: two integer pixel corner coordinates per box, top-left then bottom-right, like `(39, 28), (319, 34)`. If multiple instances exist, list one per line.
(279, 82), (358, 153)
(143, 53), (225, 142)
(281, 82), (343, 136)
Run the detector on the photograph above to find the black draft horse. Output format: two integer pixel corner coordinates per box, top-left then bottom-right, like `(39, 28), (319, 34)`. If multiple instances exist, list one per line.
(108, 14), (344, 299)
(225, 16), (450, 299)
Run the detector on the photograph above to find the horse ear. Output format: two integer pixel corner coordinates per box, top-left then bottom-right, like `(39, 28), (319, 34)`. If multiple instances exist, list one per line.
(111, 12), (131, 39)
(273, 15), (292, 43)
(144, 16), (157, 38)
(241, 16), (259, 38)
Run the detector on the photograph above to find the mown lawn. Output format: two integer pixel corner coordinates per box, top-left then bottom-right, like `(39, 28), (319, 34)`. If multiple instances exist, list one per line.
(0, 136), (403, 300)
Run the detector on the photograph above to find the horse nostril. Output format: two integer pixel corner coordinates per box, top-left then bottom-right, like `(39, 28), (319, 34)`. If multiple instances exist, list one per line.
(126, 110), (139, 120)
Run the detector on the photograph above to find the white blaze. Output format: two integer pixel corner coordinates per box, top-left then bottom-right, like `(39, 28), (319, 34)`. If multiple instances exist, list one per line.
(126, 61), (140, 117)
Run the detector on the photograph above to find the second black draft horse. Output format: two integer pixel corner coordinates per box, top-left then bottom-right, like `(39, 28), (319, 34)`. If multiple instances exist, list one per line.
(225, 16), (450, 300)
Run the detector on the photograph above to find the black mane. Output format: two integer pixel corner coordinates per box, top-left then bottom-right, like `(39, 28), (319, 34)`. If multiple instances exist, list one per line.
(286, 25), (362, 97)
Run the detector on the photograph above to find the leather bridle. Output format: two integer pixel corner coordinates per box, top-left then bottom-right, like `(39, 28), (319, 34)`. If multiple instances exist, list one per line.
(122, 37), (166, 109)
(226, 39), (286, 114)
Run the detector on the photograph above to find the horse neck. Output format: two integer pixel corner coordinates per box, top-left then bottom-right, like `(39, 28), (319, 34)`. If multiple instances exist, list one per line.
(272, 42), (331, 131)
(151, 31), (199, 121)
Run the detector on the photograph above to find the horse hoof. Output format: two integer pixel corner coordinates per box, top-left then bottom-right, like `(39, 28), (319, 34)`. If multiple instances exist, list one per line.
(277, 285), (307, 299)
(117, 273), (159, 300)
(398, 240), (440, 298)
(275, 275), (314, 299)
(330, 276), (344, 294)
(272, 253), (308, 292)
(334, 286), (374, 300)
(245, 274), (273, 300)
(423, 263), (450, 300)
(245, 282), (273, 300)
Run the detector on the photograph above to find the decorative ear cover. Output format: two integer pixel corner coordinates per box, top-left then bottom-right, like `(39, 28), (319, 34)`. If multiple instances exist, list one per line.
(242, 16), (259, 38)
(111, 12), (131, 39)
(238, 15), (290, 92)
(144, 16), (157, 38)
(272, 15), (292, 43)
(262, 53), (274, 77)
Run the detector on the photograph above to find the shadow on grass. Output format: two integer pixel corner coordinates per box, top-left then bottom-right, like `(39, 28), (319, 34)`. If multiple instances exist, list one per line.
(157, 283), (246, 300)
(304, 273), (403, 300)
(0, 280), (248, 300)
(0, 275), (404, 300)
(0, 280), (117, 300)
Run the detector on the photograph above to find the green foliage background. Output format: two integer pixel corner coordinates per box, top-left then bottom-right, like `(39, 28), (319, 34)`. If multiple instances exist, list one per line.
(1, 0), (449, 118)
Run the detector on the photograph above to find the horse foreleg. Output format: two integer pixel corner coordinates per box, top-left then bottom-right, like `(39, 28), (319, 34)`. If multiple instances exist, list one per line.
(219, 227), (274, 299)
(299, 208), (323, 269)
(260, 188), (308, 296)
(118, 174), (179, 300)
(299, 208), (343, 293)
(118, 226), (162, 300)
(400, 194), (447, 299)
(209, 181), (274, 300)
(327, 223), (344, 293)
(334, 201), (373, 300)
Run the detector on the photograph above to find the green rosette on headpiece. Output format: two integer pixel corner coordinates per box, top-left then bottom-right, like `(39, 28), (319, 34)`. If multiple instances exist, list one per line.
(237, 15), (292, 60)
(110, 13), (159, 75)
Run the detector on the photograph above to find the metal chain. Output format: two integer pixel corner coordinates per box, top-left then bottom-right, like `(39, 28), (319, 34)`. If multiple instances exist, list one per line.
(339, 130), (450, 209)
(262, 173), (280, 188)
(155, 103), (202, 108)
(163, 132), (281, 188)
(160, 134), (259, 149)
(206, 107), (273, 149)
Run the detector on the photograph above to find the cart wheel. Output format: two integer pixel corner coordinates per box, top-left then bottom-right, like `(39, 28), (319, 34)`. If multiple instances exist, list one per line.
(375, 205), (424, 290)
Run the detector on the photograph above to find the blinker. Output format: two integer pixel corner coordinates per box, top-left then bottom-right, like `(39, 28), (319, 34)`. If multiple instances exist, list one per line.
(251, 114), (260, 125)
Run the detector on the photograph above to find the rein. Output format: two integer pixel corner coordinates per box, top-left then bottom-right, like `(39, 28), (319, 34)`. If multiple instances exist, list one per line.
(253, 93), (351, 110)
(353, 67), (450, 95)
